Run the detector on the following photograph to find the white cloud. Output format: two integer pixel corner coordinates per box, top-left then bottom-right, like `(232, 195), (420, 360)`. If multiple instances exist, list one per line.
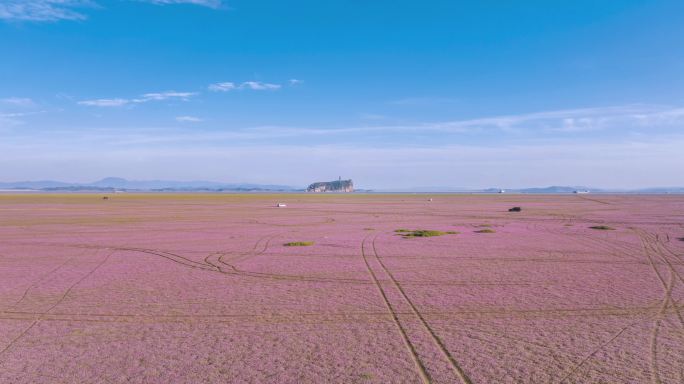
(208, 82), (237, 92)
(0, 0), (223, 22)
(176, 115), (203, 123)
(420, 104), (684, 134)
(138, 0), (223, 8)
(0, 0), (93, 22)
(208, 81), (282, 92)
(1, 97), (36, 107)
(241, 81), (281, 90)
(138, 91), (197, 101)
(288, 79), (303, 86)
(78, 98), (130, 107)
(0, 112), (24, 127)
(0, 110), (45, 127)
(78, 91), (197, 107)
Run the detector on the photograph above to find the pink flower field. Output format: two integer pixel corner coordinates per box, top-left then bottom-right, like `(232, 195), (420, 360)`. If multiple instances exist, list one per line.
(0, 193), (683, 383)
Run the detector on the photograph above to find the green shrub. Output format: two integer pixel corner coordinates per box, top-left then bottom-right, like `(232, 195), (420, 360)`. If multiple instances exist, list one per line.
(283, 241), (314, 246)
(589, 225), (614, 230)
(398, 229), (460, 238)
(475, 229), (495, 233)
(405, 230), (445, 237)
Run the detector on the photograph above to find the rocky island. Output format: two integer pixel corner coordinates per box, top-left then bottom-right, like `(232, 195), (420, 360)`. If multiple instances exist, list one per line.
(307, 178), (354, 192)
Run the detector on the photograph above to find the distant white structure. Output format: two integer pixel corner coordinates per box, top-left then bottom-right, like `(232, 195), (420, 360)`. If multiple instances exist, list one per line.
(498, 189), (506, 194)
(276, 203), (287, 207)
(573, 190), (590, 194)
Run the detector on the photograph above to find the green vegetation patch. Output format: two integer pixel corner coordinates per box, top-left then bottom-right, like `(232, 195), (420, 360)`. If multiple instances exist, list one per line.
(475, 229), (496, 234)
(397, 229), (459, 238)
(589, 225), (614, 230)
(283, 241), (315, 247)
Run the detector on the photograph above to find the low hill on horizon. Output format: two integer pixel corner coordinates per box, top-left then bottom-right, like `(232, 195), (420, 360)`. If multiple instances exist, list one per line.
(0, 177), (300, 192)
(1, 178), (684, 193)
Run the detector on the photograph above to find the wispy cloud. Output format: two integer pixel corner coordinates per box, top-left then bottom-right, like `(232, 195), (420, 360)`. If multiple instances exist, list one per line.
(288, 79), (303, 86)
(0, 112), (25, 127)
(219, 104), (684, 139)
(139, 91), (196, 101)
(208, 81), (282, 92)
(78, 91), (197, 107)
(0, 0), (94, 22)
(208, 82), (237, 92)
(0, 0), (223, 22)
(434, 104), (684, 133)
(241, 81), (280, 90)
(78, 98), (130, 107)
(0, 110), (46, 127)
(176, 115), (203, 123)
(138, 0), (223, 9)
(0, 97), (36, 107)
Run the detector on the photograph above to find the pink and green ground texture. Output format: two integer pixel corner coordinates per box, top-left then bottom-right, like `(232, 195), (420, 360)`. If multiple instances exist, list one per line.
(0, 193), (683, 383)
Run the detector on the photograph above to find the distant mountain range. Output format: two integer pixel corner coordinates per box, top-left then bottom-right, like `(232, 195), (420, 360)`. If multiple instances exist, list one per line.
(0, 178), (683, 193)
(373, 185), (684, 193)
(482, 186), (684, 194)
(0, 177), (300, 192)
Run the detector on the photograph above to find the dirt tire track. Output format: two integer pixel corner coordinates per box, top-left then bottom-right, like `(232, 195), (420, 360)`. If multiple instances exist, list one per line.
(0, 249), (114, 359)
(576, 195), (611, 205)
(118, 247), (217, 271)
(208, 234), (371, 284)
(633, 228), (684, 384)
(558, 319), (643, 384)
(360, 235), (431, 384)
(371, 234), (473, 384)
(9, 251), (85, 309)
(638, 230), (684, 327)
(220, 233), (278, 267)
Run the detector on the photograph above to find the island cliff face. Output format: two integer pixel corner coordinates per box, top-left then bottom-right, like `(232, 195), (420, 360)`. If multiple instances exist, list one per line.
(307, 179), (354, 192)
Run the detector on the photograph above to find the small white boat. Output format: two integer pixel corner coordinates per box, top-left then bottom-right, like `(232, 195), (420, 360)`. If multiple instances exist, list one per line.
(276, 203), (287, 207)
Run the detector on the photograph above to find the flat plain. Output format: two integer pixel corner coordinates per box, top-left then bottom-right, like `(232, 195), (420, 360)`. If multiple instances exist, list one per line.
(0, 193), (683, 383)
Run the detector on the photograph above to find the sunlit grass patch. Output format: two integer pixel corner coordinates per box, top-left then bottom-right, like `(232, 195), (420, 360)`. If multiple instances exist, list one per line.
(283, 241), (314, 246)
(475, 229), (496, 233)
(476, 224), (492, 227)
(397, 229), (458, 238)
(589, 225), (614, 230)
(394, 229), (411, 233)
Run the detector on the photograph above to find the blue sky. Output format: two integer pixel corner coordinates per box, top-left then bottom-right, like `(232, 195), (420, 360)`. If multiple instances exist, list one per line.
(1, 0), (683, 189)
